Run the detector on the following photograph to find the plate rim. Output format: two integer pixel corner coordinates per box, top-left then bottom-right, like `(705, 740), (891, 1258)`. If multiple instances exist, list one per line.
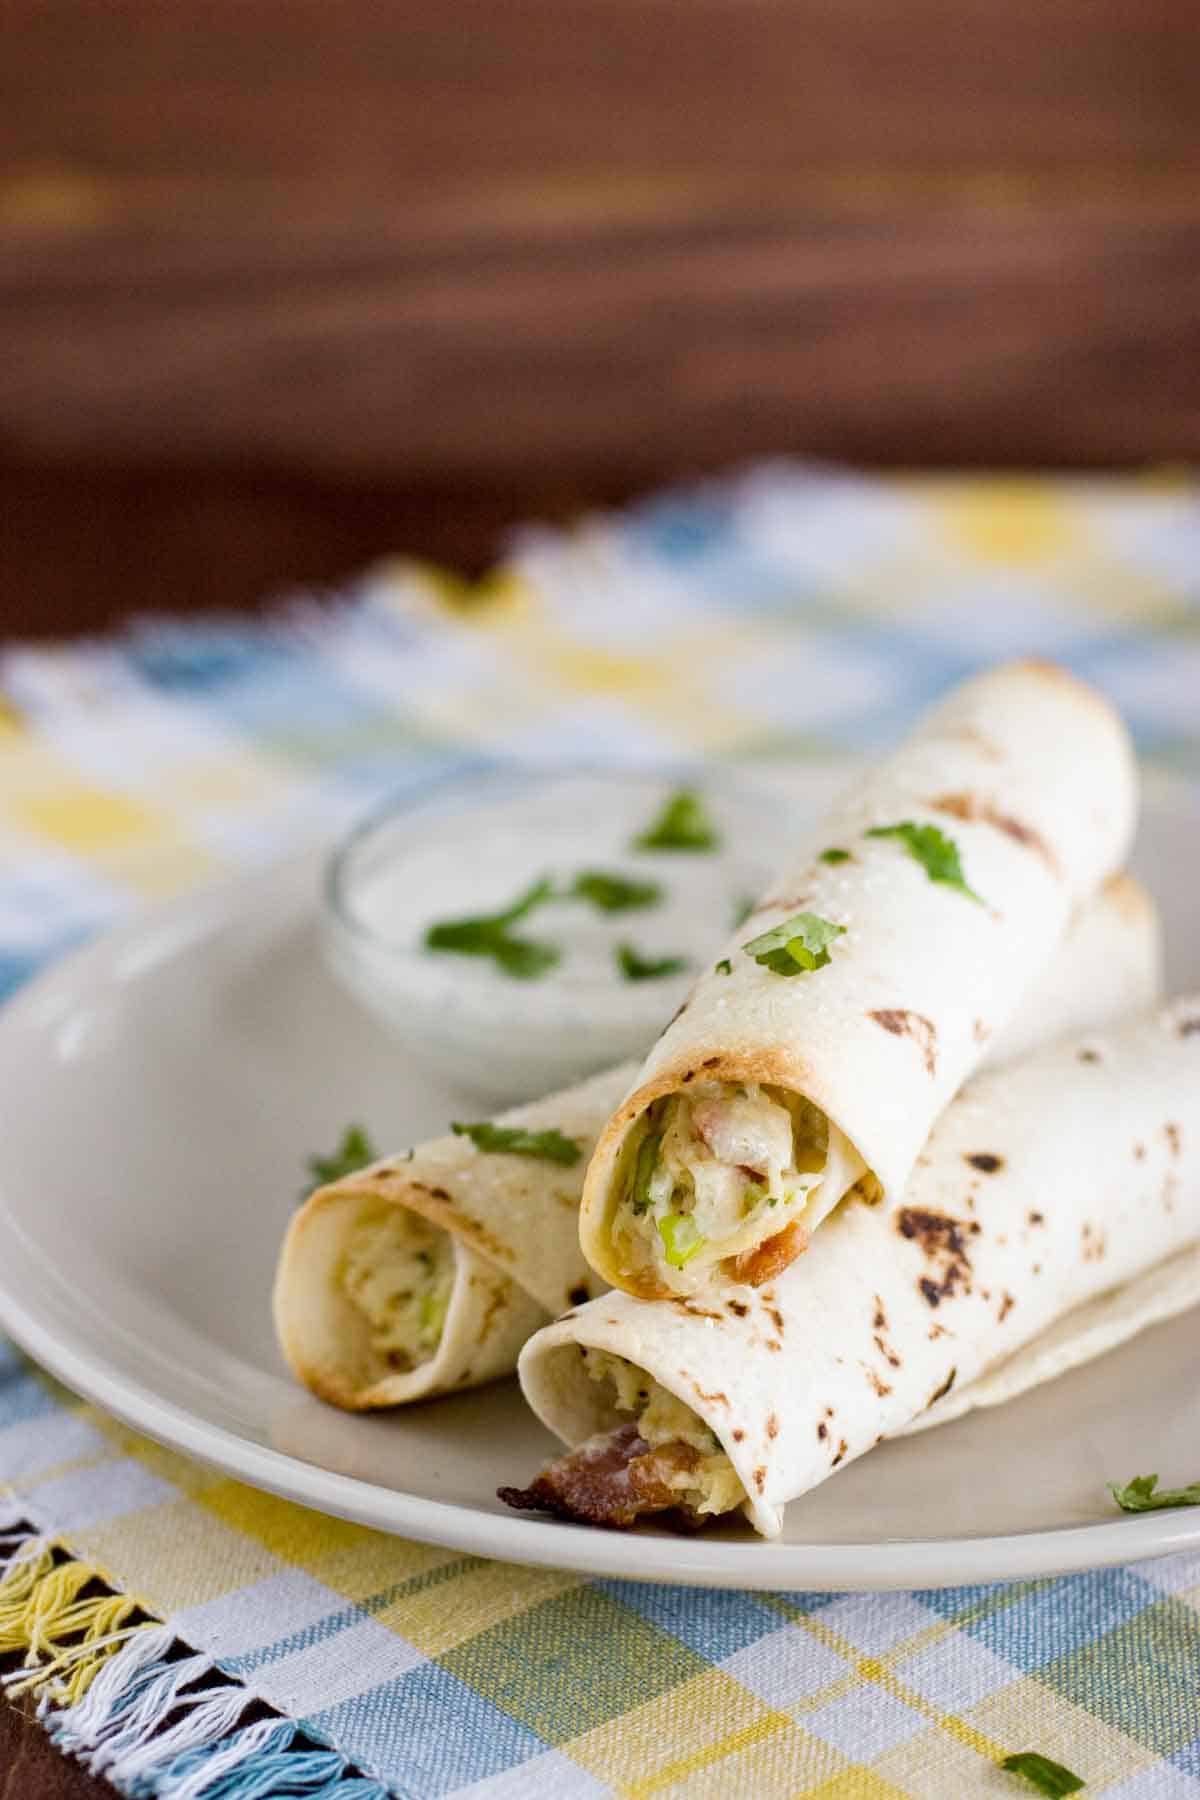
(2, 831), (1199, 1591)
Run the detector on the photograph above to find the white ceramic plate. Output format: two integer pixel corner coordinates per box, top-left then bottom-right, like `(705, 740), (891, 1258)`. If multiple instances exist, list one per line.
(2, 769), (1200, 1591)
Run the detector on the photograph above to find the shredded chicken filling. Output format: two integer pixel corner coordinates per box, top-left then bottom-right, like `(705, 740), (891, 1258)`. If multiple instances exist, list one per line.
(340, 1204), (455, 1374)
(497, 1349), (746, 1527)
(611, 1080), (864, 1292)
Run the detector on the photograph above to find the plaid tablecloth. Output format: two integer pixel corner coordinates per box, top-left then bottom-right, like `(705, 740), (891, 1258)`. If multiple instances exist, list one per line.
(3, 466), (1200, 1799)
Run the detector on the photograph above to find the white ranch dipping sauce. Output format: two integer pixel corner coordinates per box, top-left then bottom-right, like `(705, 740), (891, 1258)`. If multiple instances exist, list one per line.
(325, 768), (780, 1104)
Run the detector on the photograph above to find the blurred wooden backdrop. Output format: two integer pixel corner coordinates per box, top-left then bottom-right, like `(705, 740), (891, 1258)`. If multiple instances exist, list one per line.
(2, 0), (1200, 636)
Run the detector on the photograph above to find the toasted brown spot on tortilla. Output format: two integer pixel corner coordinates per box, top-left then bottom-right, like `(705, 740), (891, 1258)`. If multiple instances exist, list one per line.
(1078, 1047), (1101, 1064)
(753, 1467), (766, 1492)
(766, 1414), (779, 1440)
(932, 791), (1059, 874)
(568, 1284), (590, 1307)
(430, 1187), (452, 1202)
(817, 1421), (828, 1441)
(850, 1171), (885, 1206)
(1081, 1222), (1107, 1262)
(766, 1304), (785, 1334)
(973, 1018), (991, 1044)
(729, 1219), (808, 1286)
(832, 1438), (849, 1466)
(928, 1367), (957, 1406)
(1027, 1210), (1044, 1226)
(1134, 1143), (1146, 1161)
(766, 1339), (783, 1353)
(727, 1299), (750, 1318)
(865, 1366), (893, 1397)
(680, 1069), (696, 1084)
(476, 1282), (512, 1345)
(1166, 1122), (1182, 1157)
(966, 1152), (1004, 1174)
(869, 1009), (938, 1077)
(998, 1291), (1015, 1322)
(874, 1334), (902, 1369)
(732, 1428), (745, 1442)
(898, 1208), (973, 1257)
(672, 1299), (724, 1321)
(694, 1384), (730, 1407)
(873, 1298), (887, 1331)
(702, 1056), (721, 1069)
(946, 723), (1005, 761)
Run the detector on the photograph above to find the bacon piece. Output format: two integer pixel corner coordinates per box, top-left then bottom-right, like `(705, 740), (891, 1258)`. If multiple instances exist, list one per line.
(498, 1421), (702, 1530)
(727, 1217), (808, 1286)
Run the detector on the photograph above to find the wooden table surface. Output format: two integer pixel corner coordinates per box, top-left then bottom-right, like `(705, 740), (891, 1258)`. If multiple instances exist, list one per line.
(4, 0), (1200, 640)
(2, 0), (1199, 1786)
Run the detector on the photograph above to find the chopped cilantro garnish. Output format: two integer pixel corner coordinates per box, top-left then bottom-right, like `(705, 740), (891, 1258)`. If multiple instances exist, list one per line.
(304, 1124), (378, 1196)
(616, 943), (689, 982)
(634, 788), (720, 853)
(657, 1212), (707, 1268)
(451, 1121), (582, 1166)
(820, 847), (851, 865)
(715, 957), (733, 975)
(569, 870), (663, 913)
(743, 911), (846, 976)
(1001, 1751), (1085, 1796)
(1109, 1472), (1200, 1512)
(424, 877), (560, 979)
(866, 821), (984, 904)
(630, 1133), (661, 1215)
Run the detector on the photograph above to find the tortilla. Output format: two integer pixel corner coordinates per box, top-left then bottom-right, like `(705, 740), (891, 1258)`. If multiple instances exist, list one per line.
(274, 874), (1157, 1409)
(578, 660), (1137, 1298)
(511, 998), (1200, 1537)
(274, 1062), (634, 1408)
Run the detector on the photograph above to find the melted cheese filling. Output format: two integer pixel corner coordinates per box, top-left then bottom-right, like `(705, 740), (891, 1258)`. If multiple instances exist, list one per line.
(612, 1081), (864, 1293)
(583, 1349), (747, 1518)
(340, 1205), (455, 1373)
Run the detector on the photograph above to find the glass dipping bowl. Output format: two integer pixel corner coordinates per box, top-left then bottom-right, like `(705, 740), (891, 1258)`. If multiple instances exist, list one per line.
(323, 764), (782, 1105)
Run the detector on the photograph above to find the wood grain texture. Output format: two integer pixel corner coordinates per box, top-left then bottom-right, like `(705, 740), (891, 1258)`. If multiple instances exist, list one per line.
(2, 0), (1200, 636)
(2, 6), (1200, 1791)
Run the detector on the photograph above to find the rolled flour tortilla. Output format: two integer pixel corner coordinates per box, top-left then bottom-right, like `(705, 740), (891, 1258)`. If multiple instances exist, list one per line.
(510, 997), (1200, 1538)
(275, 874), (1157, 1408)
(579, 660), (1136, 1298)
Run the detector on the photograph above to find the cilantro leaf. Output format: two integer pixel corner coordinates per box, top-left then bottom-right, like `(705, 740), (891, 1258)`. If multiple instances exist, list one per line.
(743, 911), (846, 977)
(569, 870), (663, 913)
(634, 788), (720, 852)
(630, 1132), (661, 1215)
(451, 1121), (582, 1166)
(820, 847), (851, 865)
(715, 957), (733, 975)
(1109, 1472), (1200, 1512)
(304, 1125), (379, 1196)
(1001, 1751), (1085, 1796)
(424, 878), (560, 980)
(616, 943), (689, 982)
(866, 821), (984, 904)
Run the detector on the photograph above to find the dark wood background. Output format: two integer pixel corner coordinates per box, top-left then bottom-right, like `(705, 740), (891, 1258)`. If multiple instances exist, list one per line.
(2, 0), (1199, 1786)
(4, 0), (1200, 639)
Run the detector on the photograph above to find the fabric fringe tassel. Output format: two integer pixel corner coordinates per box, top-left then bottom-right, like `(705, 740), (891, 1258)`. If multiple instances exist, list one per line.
(0, 1529), (391, 1799)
